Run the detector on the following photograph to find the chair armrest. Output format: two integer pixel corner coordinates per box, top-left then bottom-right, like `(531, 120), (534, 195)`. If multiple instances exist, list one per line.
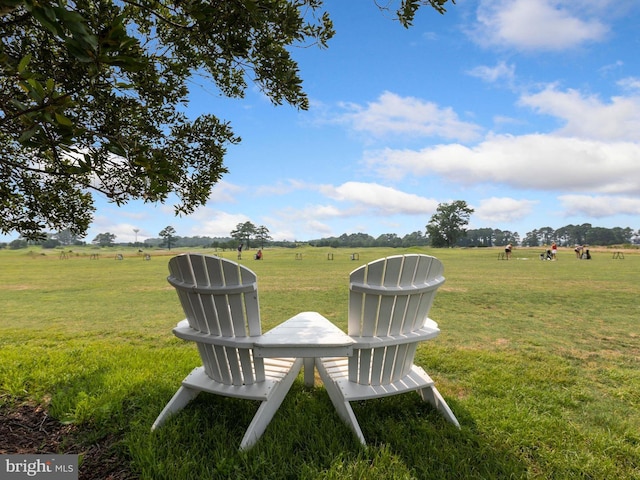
(349, 324), (440, 349)
(168, 277), (257, 295)
(350, 276), (444, 295)
(173, 323), (258, 348)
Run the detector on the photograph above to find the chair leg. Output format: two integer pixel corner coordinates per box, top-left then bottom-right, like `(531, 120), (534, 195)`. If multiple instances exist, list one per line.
(239, 358), (304, 450)
(315, 359), (366, 445)
(151, 385), (200, 431)
(418, 385), (460, 428)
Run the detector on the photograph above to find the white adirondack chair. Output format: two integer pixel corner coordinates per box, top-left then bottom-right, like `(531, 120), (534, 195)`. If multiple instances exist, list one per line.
(315, 254), (460, 445)
(152, 253), (303, 450)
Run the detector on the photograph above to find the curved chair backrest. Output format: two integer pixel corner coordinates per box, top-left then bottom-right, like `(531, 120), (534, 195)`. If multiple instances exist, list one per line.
(168, 254), (263, 385)
(348, 254), (445, 385)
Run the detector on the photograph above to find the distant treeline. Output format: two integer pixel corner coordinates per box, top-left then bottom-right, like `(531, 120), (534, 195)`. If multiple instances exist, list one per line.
(517, 224), (636, 247)
(142, 236), (301, 249)
(309, 232), (429, 248)
(310, 224), (638, 248)
(3, 223), (637, 251)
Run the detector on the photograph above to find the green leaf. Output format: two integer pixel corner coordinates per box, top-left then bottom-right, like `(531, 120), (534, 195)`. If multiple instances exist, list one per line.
(17, 53), (32, 73)
(54, 112), (73, 127)
(106, 143), (127, 157)
(26, 78), (45, 101)
(28, 6), (64, 37)
(18, 126), (39, 143)
(9, 98), (28, 111)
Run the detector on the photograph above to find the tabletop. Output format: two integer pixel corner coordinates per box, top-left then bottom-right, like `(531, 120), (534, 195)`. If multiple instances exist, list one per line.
(254, 311), (354, 386)
(254, 311), (354, 358)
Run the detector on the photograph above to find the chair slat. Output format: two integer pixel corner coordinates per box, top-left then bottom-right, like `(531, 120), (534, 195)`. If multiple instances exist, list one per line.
(382, 255), (403, 287)
(370, 347), (386, 385)
(376, 295), (395, 335)
(361, 294), (379, 337)
(388, 295), (408, 336)
(245, 293), (261, 337)
(399, 255), (419, 286)
(380, 346), (396, 384)
(238, 349), (256, 384)
(203, 255), (225, 287)
(200, 294), (220, 335)
(366, 258), (386, 286)
(348, 290), (364, 336)
(190, 254), (210, 286)
(227, 293), (248, 336)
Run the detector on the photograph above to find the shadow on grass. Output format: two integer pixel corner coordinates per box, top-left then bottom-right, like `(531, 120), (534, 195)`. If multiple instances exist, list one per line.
(135, 380), (526, 479)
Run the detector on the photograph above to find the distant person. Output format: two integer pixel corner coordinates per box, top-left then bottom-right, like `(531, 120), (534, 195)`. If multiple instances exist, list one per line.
(505, 243), (513, 260)
(551, 242), (557, 260)
(237, 243), (243, 259)
(254, 249), (262, 260)
(574, 245), (583, 259)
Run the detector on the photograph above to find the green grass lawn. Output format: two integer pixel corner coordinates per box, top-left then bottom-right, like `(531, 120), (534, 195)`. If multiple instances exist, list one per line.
(1, 245), (638, 479)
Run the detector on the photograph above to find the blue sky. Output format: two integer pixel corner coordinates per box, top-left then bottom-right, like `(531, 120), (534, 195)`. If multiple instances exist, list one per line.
(7, 0), (640, 244)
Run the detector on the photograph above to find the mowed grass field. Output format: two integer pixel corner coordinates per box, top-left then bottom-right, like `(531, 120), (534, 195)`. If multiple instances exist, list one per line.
(0, 245), (638, 479)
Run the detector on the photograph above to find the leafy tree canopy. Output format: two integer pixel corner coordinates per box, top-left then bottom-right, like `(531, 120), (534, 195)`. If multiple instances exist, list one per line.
(159, 225), (176, 249)
(92, 231), (116, 246)
(0, 0), (454, 241)
(426, 200), (474, 247)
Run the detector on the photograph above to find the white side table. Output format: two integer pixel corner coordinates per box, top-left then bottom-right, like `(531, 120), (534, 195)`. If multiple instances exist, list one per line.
(254, 311), (354, 386)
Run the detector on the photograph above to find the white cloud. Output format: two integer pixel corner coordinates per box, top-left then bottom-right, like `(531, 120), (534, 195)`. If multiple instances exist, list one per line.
(365, 134), (640, 194)
(473, 0), (609, 51)
(467, 61), (516, 84)
(320, 182), (439, 216)
(190, 210), (250, 237)
(520, 86), (640, 141)
(475, 197), (539, 223)
(207, 181), (245, 203)
(337, 91), (482, 142)
(254, 179), (308, 196)
(617, 77), (640, 92)
(559, 194), (640, 217)
(299, 204), (345, 219)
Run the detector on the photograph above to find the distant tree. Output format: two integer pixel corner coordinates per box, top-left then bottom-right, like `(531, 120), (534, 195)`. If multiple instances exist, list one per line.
(462, 227), (493, 247)
(426, 200), (474, 247)
(230, 222), (256, 249)
(522, 230), (539, 247)
(54, 229), (80, 246)
(41, 238), (61, 249)
(503, 230), (520, 246)
(376, 233), (402, 247)
(339, 232), (375, 248)
(586, 226), (633, 245)
(159, 226), (176, 250)
(562, 223), (591, 246)
(537, 227), (555, 245)
(402, 231), (428, 247)
(92, 232), (116, 247)
(491, 229), (505, 246)
(9, 239), (28, 249)
(554, 226), (571, 247)
(255, 225), (272, 249)
(616, 227), (634, 244)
